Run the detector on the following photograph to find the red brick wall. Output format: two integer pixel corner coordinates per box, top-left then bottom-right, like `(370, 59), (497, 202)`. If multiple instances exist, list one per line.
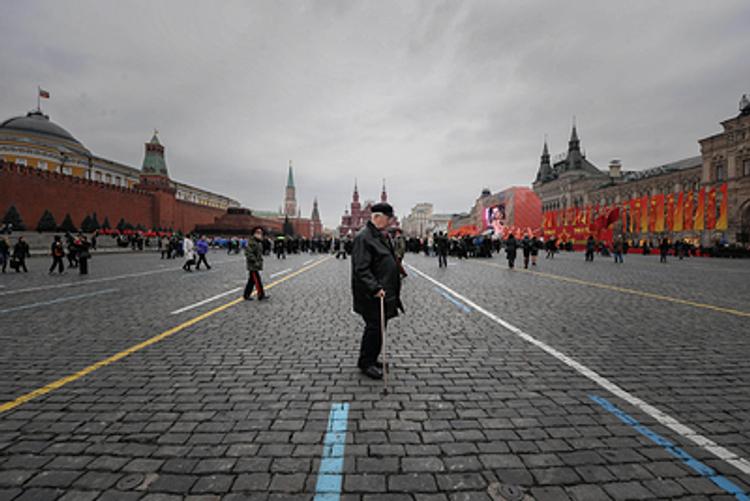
(0, 161), (225, 233)
(173, 200), (223, 234)
(1, 161), (154, 231)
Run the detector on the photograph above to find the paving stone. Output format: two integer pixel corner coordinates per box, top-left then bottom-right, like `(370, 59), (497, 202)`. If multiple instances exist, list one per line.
(191, 474), (235, 493)
(233, 473), (271, 491)
(148, 474), (198, 493)
(26, 470), (82, 488)
(388, 473), (438, 492)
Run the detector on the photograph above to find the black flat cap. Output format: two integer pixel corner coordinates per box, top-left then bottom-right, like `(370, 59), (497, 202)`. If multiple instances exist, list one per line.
(371, 202), (394, 217)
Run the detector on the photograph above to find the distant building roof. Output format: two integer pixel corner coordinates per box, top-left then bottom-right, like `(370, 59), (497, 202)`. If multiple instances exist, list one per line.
(620, 155), (702, 182)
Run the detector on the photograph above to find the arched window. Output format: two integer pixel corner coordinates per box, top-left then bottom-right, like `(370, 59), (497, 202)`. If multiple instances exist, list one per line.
(714, 159), (726, 181)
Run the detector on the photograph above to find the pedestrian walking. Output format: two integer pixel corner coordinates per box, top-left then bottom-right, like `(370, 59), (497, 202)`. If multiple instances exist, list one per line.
(49, 235), (65, 274)
(77, 234), (91, 275)
(11, 236), (30, 272)
(659, 237), (670, 263)
(66, 234), (79, 268)
(613, 235), (624, 264)
(195, 235), (211, 270)
(530, 235), (540, 266)
(352, 203), (403, 380)
(0, 236), (10, 273)
(521, 235), (532, 269)
(546, 236), (557, 259)
(244, 226), (268, 300)
(436, 232), (449, 268)
(274, 236), (286, 259)
(505, 234), (517, 269)
(182, 235), (195, 272)
(585, 235), (596, 262)
(393, 228), (408, 277)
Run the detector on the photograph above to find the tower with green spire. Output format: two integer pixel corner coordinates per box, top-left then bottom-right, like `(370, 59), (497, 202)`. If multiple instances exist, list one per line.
(284, 160), (297, 217)
(142, 130), (169, 177)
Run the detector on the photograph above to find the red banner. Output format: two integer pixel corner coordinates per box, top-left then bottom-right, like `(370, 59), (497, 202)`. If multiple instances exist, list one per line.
(641, 195), (649, 233)
(654, 194), (665, 232)
(673, 192), (683, 232)
(694, 188), (705, 231)
(684, 191), (694, 230)
(706, 187), (716, 230)
(666, 194), (674, 231)
(716, 183), (728, 231)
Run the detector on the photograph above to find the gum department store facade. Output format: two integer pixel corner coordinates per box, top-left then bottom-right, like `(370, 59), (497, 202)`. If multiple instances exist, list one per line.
(533, 97), (750, 246)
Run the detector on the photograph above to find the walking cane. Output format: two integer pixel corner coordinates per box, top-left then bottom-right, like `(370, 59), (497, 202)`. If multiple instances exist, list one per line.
(380, 295), (388, 395)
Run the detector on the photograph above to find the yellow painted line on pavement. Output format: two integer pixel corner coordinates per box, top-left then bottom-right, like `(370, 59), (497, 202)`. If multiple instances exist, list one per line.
(0, 256), (331, 414)
(476, 261), (750, 318)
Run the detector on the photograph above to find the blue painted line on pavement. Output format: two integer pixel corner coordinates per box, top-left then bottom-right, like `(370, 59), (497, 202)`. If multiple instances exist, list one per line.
(0, 288), (118, 314)
(590, 395), (749, 500)
(435, 287), (472, 313)
(313, 402), (349, 501)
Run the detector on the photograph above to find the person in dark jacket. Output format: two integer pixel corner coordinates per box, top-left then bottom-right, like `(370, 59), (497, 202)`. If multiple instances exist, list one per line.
(244, 227), (268, 300)
(12, 236), (30, 272)
(49, 235), (65, 274)
(530, 235), (540, 266)
(352, 203), (404, 380)
(585, 235), (596, 262)
(505, 234), (517, 269)
(76, 234), (91, 275)
(0, 236), (9, 273)
(659, 237), (670, 263)
(436, 232), (449, 268)
(521, 235), (532, 269)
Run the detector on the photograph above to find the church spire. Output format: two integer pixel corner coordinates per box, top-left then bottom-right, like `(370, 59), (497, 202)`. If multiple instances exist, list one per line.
(286, 161), (295, 188)
(283, 161), (297, 217)
(568, 118), (580, 152)
(311, 197), (320, 221)
(381, 178), (387, 202)
(535, 136), (553, 183)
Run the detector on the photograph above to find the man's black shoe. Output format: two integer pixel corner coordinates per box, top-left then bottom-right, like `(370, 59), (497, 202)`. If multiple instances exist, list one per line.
(360, 365), (383, 380)
(258, 295), (270, 301)
(374, 361), (389, 370)
(244, 296), (254, 301)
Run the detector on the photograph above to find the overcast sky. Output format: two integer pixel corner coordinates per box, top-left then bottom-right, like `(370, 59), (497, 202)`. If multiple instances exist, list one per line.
(2, 1), (749, 227)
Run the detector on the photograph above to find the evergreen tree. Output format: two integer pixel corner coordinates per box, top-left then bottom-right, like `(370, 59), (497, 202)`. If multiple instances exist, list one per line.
(283, 215), (294, 236)
(80, 215), (94, 232)
(36, 210), (58, 232)
(2, 205), (26, 231)
(90, 212), (100, 231)
(116, 218), (127, 232)
(58, 213), (77, 233)
(101, 216), (111, 230)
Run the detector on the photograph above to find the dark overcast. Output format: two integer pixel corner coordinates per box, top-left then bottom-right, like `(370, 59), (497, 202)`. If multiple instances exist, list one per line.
(2, 1), (749, 227)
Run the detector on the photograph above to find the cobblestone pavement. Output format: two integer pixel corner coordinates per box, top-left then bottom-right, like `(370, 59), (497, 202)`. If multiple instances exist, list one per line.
(0, 250), (748, 500)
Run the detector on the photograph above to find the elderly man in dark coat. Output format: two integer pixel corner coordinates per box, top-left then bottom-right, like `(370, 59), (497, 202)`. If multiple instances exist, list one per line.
(352, 202), (404, 379)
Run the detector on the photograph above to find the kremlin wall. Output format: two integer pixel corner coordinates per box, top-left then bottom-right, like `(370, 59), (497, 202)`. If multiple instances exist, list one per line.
(0, 108), (323, 237)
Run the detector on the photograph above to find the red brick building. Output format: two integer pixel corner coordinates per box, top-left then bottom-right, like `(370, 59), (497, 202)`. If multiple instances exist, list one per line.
(339, 180), (394, 236)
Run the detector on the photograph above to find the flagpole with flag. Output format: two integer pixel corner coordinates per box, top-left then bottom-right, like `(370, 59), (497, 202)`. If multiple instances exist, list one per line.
(37, 86), (50, 112)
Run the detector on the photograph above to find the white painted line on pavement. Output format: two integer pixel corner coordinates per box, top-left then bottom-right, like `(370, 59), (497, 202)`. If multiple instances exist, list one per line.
(270, 268), (293, 279)
(170, 287), (242, 315)
(407, 264), (750, 477)
(0, 258), (240, 297)
(0, 288), (119, 314)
